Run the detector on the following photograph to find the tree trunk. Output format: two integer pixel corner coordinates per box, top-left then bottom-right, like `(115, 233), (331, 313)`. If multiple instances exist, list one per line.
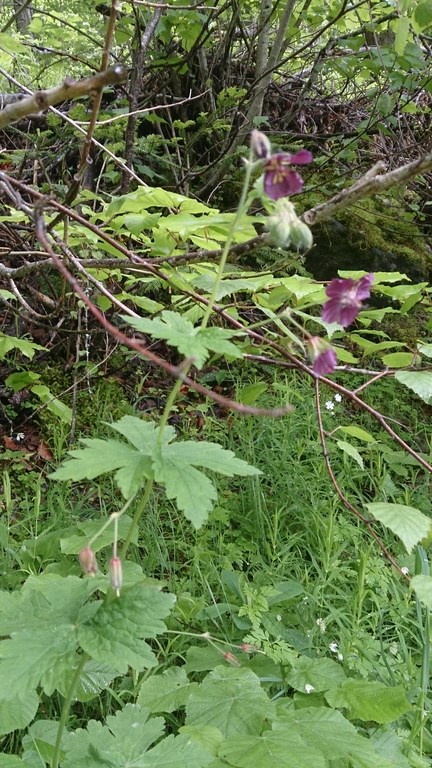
(13, 0), (32, 33)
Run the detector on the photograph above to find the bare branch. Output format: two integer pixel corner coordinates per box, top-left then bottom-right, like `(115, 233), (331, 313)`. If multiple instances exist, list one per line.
(0, 65), (127, 129)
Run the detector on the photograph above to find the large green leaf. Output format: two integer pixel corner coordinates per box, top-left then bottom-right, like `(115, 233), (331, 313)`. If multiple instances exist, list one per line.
(219, 728), (326, 768)
(365, 502), (431, 553)
(62, 704), (212, 768)
(277, 708), (395, 767)
(186, 666), (274, 738)
(77, 583), (175, 673)
(395, 371), (432, 404)
(0, 692), (39, 736)
(326, 680), (411, 723)
(286, 657), (346, 693)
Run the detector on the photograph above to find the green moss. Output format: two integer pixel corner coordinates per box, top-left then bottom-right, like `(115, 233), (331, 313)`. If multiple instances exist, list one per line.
(303, 193), (432, 282)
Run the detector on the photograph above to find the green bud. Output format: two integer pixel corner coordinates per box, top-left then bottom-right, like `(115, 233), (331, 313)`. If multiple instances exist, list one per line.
(289, 220), (314, 251)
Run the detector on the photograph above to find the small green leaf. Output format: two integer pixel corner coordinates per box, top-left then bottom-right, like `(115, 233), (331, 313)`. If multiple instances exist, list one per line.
(0, 333), (44, 361)
(326, 680), (411, 723)
(395, 371), (432, 404)
(30, 385), (72, 423)
(366, 502), (432, 553)
(394, 15), (410, 55)
(411, 574), (432, 609)
(418, 343), (432, 358)
(338, 426), (376, 443)
(381, 352), (416, 367)
(237, 382), (268, 404)
(336, 441), (364, 469)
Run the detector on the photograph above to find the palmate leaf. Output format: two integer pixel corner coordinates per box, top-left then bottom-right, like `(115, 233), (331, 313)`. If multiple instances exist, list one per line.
(122, 311), (242, 368)
(154, 440), (261, 528)
(77, 583), (175, 673)
(0, 692), (39, 736)
(62, 704), (213, 768)
(185, 666), (274, 738)
(51, 416), (260, 525)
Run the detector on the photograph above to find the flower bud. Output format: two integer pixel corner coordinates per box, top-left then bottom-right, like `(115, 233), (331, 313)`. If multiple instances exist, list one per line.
(289, 220), (313, 251)
(250, 129), (272, 159)
(109, 556), (123, 597)
(79, 546), (98, 576)
(224, 651), (241, 666)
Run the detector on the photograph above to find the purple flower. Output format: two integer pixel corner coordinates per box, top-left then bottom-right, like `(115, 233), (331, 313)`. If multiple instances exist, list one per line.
(322, 274), (374, 327)
(307, 337), (337, 376)
(264, 150), (313, 200)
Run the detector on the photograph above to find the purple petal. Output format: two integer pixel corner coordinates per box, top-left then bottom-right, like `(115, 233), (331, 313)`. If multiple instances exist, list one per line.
(289, 149), (313, 165)
(264, 169), (304, 200)
(325, 277), (355, 300)
(322, 298), (360, 327)
(355, 273), (374, 300)
(313, 347), (337, 375)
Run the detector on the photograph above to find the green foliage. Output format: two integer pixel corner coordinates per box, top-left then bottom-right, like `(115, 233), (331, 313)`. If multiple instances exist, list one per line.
(50, 415), (260, 527)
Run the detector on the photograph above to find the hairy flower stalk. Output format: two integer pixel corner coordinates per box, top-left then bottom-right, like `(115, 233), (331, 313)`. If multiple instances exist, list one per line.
(109, 556), (123, 597)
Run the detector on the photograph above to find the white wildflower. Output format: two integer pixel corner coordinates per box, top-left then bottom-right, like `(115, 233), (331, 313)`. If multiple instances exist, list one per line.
(329, 642), (339, 653)
(304, 684), (315, 694)
(316, 617), (327, 633)
(334, 393), (342, 402)
(325, 400), (335, 411)
(401, 566), (409, 575)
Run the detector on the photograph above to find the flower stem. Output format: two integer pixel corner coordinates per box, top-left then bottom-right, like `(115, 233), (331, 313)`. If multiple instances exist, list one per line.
(51, 653), (89, 768)
(200, 151), (256, 330)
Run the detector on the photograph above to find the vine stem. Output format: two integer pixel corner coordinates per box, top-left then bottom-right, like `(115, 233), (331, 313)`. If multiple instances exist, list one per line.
(51, 653), (89, 768)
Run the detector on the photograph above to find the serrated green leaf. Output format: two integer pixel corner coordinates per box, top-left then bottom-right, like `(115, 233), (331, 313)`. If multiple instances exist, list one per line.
(411, 574), (432, 609)
(138, 667), (198, 712)
(277, 707), (395, 766)
(22, 720), (59, 767)
(186, 666), (274, 738)
(160, 440), (261, 477)
(0, 692), (39, 736)
(62, 703), (212, 768)
(285, 657), (346, 693)
(77, 583), (175, 673)
(366, 502), (432, 553)
(30, 385), (72, 424)
(326, 680), (410, 723)
(50, 439), (140, 480)
(336, 440), (364, 469)
(395, 371), (432, 404)
(219, 728), (326, 768)
(122, 311), (241, 368)
(0, 333), (45, 361)
(153, 451), (217, 528)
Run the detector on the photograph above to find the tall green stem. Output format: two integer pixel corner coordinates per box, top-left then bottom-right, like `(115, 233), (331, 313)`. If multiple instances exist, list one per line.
(200, 151), (256, 330)
(121, 475), (154, 558)
(51, 653), (89, 768)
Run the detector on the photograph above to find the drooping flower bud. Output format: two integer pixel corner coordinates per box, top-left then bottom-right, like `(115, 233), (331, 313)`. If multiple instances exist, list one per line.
(250, 129), (272, 159)
(109, 556), (123, 597)
(307, 336), (337, 376)
(224, 651), (241, 666)
(79, 546), (98, 576)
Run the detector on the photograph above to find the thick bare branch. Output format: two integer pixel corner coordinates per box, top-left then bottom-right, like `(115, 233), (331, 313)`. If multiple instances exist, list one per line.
(0, 65), (127, 129)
